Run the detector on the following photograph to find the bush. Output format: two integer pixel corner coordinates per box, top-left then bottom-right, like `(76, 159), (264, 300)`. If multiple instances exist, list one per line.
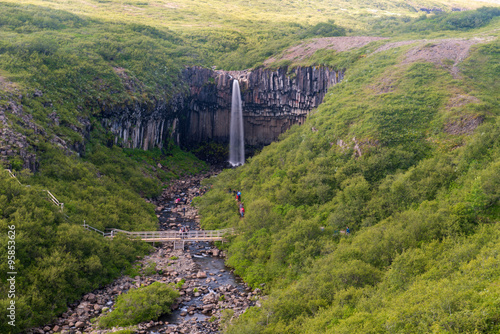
(303, 20), (346, 38)
(98, 282), (179, 328)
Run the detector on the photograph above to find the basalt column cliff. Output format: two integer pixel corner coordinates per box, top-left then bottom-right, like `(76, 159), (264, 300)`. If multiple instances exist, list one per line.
(180, 66), (343, 147)
(102, 66), (343, 151)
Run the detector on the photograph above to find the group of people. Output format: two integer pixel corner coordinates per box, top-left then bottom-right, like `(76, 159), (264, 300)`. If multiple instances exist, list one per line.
(179, 226), (189, 239)
(235, 190), (245, 217)
(239, 203), (245, 218)
(229, 189), (245, 218)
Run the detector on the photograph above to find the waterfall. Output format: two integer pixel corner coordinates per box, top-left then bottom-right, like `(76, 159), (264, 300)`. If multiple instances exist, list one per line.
(229, 79), (245, 166)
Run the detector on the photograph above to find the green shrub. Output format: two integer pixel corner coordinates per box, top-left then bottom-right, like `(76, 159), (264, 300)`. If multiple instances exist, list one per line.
(98, 282), (179, 328)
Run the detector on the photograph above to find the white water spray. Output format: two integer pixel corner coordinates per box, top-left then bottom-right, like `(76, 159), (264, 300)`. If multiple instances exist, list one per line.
(229, 79), (245, 166)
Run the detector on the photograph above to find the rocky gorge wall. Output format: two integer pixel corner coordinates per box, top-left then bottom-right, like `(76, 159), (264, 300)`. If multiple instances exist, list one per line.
(101, 66), (344, 151)
(179, 66), (343, 147)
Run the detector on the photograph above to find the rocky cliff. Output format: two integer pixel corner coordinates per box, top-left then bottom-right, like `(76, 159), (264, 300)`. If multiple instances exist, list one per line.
(179, 66), (343, 147)
(100, 96), (185, 150)
(100, 66), (343, 151)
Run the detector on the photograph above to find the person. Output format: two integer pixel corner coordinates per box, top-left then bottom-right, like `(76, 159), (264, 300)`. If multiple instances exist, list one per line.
(346, 226), (350, 235)
(179, 227), (184, 239)
(182, 207), (186, 216)
(241, 206), (245, 218)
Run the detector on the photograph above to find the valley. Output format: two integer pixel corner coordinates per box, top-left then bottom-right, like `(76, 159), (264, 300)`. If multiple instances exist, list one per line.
(0, 1), (499, 334)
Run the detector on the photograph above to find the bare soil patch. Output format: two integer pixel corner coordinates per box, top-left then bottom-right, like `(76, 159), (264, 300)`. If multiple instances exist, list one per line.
(113, 67), (142, 92)
(265, 36), (492, 78)
(375, 37), (493, 77)
(0, 75), (18, 93)
(404, 38), (494, 77)
(402, 39), (483, 71)
(151, 2), (181, 9)
(444, 114), (484, 136)
(264, 36), (388, 65)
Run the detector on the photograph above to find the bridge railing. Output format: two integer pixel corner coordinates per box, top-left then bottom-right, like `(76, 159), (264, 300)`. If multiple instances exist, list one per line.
(45, 190), (64, 211)
(106, 227), (235, 240)
(83, 222), (113, 237)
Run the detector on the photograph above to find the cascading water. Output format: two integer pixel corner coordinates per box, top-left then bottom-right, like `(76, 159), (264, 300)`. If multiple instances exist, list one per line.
(229, 79), (245, 166)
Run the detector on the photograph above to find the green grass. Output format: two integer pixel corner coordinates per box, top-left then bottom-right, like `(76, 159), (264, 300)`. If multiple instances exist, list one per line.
(123, 146), (208, 182)
(0, 166), (152, 333)
(2, 0), (490, 32)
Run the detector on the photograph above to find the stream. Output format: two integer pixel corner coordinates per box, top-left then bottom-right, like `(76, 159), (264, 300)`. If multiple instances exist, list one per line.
(30, 169), (258, 334)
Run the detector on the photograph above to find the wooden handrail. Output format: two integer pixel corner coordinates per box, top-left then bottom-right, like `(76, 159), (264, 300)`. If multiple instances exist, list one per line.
(83, 223), (113, 237)
(5, 169), (21, 185)
(3, 169), (64, 211)
(108, 228), (234, 239)
(90, 226), (236, 242)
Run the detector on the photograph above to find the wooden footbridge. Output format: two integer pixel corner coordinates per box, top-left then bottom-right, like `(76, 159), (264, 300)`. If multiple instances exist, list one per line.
(83, 223), (234, 243)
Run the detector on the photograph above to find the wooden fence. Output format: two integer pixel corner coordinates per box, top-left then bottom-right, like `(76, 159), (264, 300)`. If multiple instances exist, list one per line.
(3, 169), (64, 211)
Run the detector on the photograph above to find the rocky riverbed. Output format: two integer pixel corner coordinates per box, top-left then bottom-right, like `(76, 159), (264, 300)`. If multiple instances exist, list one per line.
(30, 168), (259, 334)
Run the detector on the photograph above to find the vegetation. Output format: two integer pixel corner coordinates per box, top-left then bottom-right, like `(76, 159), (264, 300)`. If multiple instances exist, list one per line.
(196, 24), (500, 334)
(0, 0), (499, 333)
(0, 165), (152, 332)
(98, 282), (179, 328)
(123, 146), (208, 182)
(370, 6), (500, 36)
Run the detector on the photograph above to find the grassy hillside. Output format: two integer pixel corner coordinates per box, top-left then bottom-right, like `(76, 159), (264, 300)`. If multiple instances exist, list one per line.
(196, 13), (500, 333)
(1, 0), (489, 31)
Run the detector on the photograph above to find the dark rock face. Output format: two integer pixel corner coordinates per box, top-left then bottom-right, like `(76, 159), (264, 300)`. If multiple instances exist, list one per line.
(102, 66), (344, 151)
(179, 66), (343, 147)
(1, 98), (46, 171)
(100, 94), (186, 150)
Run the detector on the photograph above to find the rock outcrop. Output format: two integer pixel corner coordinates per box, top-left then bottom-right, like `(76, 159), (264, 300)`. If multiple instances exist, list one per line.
(104, 66), (344, 150)
(100, 94), (185, 150)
